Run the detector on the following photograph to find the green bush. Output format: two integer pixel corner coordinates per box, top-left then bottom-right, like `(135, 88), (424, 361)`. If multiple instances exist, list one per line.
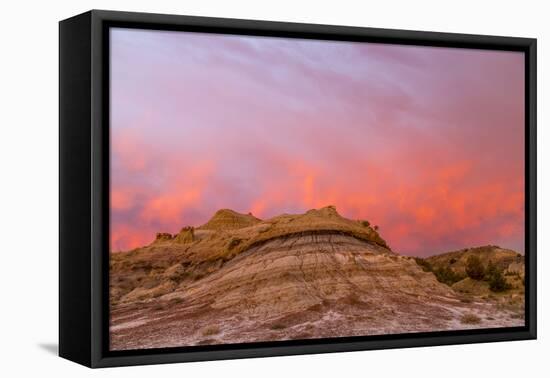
(414, 257), (464, 286)
(465, 255), (485, 280)
(414, 257), (433, 272)
(487, 268), (511, 292)
(484, 260), (498, 280)
(433, 266), (464, 286)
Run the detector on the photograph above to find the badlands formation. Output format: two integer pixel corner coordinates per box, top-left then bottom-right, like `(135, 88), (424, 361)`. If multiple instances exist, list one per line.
(110, 206), (524, 350)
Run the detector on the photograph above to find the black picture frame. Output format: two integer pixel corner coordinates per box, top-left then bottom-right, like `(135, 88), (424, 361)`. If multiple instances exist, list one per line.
(59, 9), (537, 368)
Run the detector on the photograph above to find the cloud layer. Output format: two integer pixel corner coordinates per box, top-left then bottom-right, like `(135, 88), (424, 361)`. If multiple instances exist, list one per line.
(110, 28), (525, 256)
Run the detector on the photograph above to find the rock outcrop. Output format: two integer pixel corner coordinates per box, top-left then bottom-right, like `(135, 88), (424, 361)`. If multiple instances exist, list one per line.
(154, 232), (173, 242)
(173, 226), (195, 244)
(199, 209), (261, 231)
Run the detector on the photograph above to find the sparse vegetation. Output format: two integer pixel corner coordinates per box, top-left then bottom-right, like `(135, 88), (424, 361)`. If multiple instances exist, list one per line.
(414, 257), (464, 286)
(170, 297), (184, 305)
(270, 323), (287, 330)
(414, 257), (433, 272)
(458, 259), (512, 292)
(227, 237), (242, 250)
(201, 325), (221, 336)
(484, 260), (498, 279)
(433, 266), (464, 286)
(465, 255), (485, 280)
(487, 268), (512, 292)
(460, 313), (481, 324)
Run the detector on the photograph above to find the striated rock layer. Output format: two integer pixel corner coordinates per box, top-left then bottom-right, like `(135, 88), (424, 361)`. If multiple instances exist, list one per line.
(109, 207), (524, 350)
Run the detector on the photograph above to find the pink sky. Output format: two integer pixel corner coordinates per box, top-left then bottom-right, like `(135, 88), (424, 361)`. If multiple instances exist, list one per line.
(110, 28), (525, 256)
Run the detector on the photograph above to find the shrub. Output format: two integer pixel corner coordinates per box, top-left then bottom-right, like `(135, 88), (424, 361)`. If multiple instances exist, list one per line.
(460, 313), (481, 324)
(484, 260), (498, 279)
(433, 266), (464, 286)
(201, 325), (220, 336)
(414, 257), (433, 272)
(270, 323), (286, 330)
(449, 258), (457, 265)
(414, 258), (463, 286)
(465, 255), (485, 280)
(227, 238), (242, 250)
(488, 269), (511, 292)
(170, 297), (184, 305)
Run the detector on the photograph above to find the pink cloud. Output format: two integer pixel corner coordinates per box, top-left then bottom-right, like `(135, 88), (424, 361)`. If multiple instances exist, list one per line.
(109, 29), (525, 256)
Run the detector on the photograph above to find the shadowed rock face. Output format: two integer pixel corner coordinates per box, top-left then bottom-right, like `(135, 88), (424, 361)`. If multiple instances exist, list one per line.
(109, 207), (524, 351)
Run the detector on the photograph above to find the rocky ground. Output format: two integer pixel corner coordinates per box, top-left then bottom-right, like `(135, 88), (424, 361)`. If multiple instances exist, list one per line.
(109, 207), (525, 350)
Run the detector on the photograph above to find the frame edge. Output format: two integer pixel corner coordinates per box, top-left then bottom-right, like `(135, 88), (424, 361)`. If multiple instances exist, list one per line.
(80, 9), (537, 368)
(59, 11), (94, 368)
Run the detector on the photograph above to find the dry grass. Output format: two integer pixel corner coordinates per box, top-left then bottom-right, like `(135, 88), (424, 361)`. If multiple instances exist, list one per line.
(200, 325), (221, 336)
(460, 313), (482, 324)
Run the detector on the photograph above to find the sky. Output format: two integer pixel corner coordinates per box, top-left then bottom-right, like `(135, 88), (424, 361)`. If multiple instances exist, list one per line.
(110, 27), (525, 256)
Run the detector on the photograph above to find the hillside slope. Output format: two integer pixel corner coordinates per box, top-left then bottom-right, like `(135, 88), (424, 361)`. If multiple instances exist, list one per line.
(426, 245), (524, 276)
(423, 245), (525, 308)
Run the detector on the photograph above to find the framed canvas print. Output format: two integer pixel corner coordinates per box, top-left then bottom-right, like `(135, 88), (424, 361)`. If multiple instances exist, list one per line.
(59, 10), (537, 368)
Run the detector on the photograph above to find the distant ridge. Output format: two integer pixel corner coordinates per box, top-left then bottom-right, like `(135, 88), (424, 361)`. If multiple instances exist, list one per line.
(426, 245), (523, 273)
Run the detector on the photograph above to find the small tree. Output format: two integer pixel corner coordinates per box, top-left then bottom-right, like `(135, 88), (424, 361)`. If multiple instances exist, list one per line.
(465, 255), (485, 280)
